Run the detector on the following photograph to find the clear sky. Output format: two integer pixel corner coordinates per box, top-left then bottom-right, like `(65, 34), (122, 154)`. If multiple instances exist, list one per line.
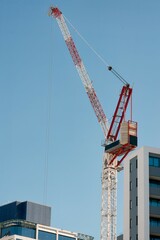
(1, 0), (160, 239)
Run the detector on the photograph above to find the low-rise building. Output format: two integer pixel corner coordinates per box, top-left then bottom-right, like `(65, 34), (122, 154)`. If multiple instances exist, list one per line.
(0, 201), (93, 240)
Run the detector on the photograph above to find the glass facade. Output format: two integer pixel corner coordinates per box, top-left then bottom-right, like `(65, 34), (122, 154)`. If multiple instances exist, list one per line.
(150, 237), (160, 240)
(58, 235), (76, 240)
(1, 226), (80, 240)
(38, 232), (76, 240)
(149, 156), (160, 167)
(149, 179), (160, 188)
(38, 230), (56, 240)
(149, 154), (160, 239)
(150, 198), (160, 207)
(150, 218), (160, 227)
(1, 226), (35, 239)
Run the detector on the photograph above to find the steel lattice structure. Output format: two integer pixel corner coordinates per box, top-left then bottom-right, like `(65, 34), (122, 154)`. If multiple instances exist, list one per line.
(49, 6), (137, 240)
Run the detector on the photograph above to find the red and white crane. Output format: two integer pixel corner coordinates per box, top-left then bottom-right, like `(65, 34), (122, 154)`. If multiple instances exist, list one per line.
(49, 6), (138, 240)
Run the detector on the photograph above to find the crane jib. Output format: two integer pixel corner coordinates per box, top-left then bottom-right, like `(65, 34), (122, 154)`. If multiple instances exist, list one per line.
(65, 37), (82, 66)
(49, 6), (108, 137)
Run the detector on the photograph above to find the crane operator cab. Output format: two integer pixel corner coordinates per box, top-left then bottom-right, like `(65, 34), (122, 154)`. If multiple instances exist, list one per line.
(105, 120), (138, 157)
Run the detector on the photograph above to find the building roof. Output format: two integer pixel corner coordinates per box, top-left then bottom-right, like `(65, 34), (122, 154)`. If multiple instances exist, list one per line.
(0, 201), (51, 226)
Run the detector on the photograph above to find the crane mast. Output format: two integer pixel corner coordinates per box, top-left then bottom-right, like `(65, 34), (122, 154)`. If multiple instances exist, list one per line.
(49, 6), (138, 240)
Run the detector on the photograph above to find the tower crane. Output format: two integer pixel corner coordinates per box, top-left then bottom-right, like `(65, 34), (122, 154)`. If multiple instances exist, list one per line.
(49, 6), (138, 240)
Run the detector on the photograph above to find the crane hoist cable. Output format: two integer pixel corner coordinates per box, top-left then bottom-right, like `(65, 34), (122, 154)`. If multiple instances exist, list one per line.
(64, 14), (129, 87)
(43, 20), (54, 205)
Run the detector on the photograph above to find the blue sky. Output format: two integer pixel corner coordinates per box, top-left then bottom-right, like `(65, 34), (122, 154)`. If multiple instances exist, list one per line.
(1, 0), (160, 239)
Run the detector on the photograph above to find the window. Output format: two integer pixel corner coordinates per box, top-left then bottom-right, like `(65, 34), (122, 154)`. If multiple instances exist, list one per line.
(130, 162), (132, 172)
(136, 158), (138, 168)
(2, 226), (35, 239)
(149, 157), (154, 166)
(130, 181), (132, 191)
(150, 179), (160, 188)
(136, 196), (138, 206)
(149, 156), (160, 168)
(136, 178), (138, 187)
(130, 218), (132, 229)
(136, 216), (138, 225)
(130, 200), (132, 209)
(150, 236), (160, 240)
(150, 198), (160, 207)
(38, 231), (56, 240)
(58, 235), (76, 240)
(150, 217), (160, 227)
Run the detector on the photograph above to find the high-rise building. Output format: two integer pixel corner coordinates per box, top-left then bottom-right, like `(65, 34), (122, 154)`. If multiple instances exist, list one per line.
(0, 201), (93, 240)
(119, 146), (160, 240)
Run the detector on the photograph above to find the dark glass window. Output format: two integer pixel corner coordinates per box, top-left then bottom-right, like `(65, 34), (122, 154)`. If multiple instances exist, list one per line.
(150, 179), (160, 188)
(150, 217), (160, 227)
(149, 156), (160, 168)
(150, 236), (160, 240)
(136, 178), (138, 187)
(155, 158), (159, 167)
(130, 218), (132, 229)
(130, 181), (132, 191)
(58, 235), (76, 240)
(136, 158), (138, 168)
(130, 162), (132, 172)
(149, 157), (154, 166)
(2, 226), (35, 239)
(150, 198), (160, 207)
(38, 231), (56, 240)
